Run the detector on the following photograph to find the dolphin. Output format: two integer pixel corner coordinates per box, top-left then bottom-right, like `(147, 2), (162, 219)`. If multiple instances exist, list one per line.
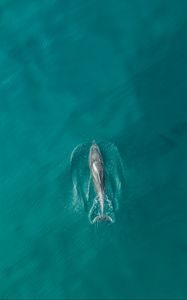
(89, 140), (113, 223)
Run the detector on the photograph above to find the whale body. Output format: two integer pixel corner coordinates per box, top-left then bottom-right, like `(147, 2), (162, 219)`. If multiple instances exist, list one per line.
(71, 140), (124, 224)
(89, 141), (113, 223)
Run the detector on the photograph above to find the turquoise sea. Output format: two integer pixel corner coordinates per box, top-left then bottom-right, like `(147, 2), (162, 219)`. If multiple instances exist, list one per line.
(1, 0), (187, 298)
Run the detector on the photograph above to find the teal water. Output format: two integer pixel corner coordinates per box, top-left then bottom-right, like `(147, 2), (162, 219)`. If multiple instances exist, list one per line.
(0, 0), (187, 298)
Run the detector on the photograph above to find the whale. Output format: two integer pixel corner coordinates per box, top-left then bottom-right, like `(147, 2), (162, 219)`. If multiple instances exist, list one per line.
(88, 140), (113, 223)
(70, 140), (124, 224)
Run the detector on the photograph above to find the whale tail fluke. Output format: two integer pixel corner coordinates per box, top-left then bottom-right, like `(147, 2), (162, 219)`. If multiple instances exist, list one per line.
(91, 214), (114, 224)
(88, 195), (115, 224)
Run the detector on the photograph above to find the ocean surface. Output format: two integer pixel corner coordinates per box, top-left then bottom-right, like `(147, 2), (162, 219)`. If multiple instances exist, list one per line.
(0, 0), (187, 298)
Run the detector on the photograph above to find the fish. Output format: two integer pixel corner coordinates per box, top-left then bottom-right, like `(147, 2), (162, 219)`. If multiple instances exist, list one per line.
(89, 140), (113, 223)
